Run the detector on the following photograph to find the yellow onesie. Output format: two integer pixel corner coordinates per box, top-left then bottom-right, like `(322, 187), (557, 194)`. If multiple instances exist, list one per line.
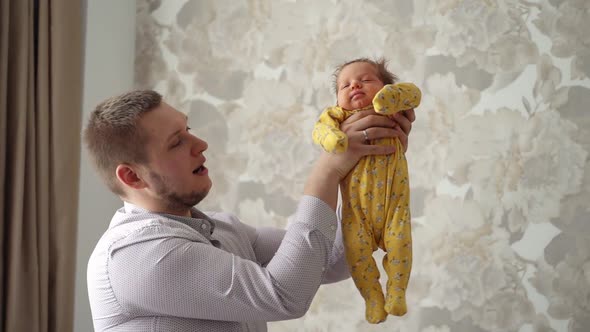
(312, 83), (421, 323)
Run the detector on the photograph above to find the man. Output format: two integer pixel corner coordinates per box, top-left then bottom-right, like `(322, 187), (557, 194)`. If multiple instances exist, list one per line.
(85, 90), (414, 331)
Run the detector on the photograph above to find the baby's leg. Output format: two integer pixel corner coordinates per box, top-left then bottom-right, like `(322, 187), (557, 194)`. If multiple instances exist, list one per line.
(382, 208), (411, 315)
(382, 151), (412, 316)
(342, 161), (389, 324)
(341, 203), (388, 324)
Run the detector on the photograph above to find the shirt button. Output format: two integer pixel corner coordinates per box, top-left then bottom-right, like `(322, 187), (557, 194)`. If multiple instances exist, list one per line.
(330, 225), (336, 231)
(322, 267), (326, 272)
(201, 224), (208, 230)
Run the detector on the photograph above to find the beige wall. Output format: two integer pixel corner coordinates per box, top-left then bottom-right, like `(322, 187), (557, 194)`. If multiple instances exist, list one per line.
(135, 1), (590, 331)
(75, 1), (136, 331)
(77, 0), (590, 331)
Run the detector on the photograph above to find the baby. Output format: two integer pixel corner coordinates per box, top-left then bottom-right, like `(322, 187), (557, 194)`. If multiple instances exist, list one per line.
(312, 58), (421, 323)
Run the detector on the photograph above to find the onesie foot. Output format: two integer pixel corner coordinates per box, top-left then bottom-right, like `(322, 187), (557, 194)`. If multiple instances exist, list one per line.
(365, 299), (388, 324)
(384, 295), (407, 316)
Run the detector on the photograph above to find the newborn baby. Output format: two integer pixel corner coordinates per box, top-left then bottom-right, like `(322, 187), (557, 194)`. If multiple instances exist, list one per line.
(312, 58), (421, 323)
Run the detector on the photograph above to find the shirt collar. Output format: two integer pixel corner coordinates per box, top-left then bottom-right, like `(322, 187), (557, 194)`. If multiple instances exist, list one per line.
(115, 201), (216, 238)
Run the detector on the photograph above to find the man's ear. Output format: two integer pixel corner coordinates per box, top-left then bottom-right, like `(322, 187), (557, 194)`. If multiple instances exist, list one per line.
(115, 164), (148, 190)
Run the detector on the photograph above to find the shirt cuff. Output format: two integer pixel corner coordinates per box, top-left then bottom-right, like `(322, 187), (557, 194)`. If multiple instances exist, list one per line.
(293, 195), (338, 242)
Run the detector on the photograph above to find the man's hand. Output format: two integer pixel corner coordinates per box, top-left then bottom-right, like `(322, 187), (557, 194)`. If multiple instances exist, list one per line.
(303, 108), (416, 211)
(340, 108), (415, 152)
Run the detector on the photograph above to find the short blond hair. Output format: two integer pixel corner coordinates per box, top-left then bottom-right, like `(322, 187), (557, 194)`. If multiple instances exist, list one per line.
(83, 90), (162, 195)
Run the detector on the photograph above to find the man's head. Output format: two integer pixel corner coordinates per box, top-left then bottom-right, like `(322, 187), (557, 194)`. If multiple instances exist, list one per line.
(84, 90), (211, 215)
(333, 58), (398, 111)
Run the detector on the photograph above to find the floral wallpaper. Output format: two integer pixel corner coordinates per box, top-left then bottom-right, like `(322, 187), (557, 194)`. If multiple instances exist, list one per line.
(135, 0), (589, 331)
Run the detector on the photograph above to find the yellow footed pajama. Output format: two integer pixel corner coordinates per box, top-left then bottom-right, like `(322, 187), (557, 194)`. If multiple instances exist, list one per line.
(312, 83), (421, 324)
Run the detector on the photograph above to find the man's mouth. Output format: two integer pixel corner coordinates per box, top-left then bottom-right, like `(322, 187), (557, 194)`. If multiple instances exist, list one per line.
(193, 165), (208, 176)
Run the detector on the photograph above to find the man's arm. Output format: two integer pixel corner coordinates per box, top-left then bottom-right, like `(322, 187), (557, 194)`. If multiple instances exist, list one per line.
(242, 224), (285, 268)
(321, 208), (351, 284)
(107, 195), (338, 322)
(244, 107), (416, 283)
(241, 213), (350, 283)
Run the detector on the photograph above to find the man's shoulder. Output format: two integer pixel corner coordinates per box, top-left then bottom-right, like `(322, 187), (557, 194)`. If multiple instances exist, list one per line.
(110, 213), (194, 237)
(202, 211), (253, 236)
(92, 213), (206, 257)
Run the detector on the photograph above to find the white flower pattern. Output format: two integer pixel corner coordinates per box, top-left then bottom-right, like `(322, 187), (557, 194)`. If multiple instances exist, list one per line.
(135, 0), (590, 330)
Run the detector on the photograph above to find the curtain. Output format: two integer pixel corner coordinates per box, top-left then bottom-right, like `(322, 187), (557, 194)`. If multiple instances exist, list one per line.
(0, 0), (84, 331)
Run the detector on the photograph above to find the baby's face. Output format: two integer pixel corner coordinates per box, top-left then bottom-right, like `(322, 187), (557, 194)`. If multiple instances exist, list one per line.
(336, 62), (384, 110)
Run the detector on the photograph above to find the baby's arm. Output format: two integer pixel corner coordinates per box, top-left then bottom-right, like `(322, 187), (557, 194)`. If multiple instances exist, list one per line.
(372, 83), (421, 116)
(312, 106), (348, 153)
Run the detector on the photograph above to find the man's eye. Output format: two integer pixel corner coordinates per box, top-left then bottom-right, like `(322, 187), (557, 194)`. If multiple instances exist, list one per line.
(171, 140), (182, 148)
(186, 126), (192, 131)
(341, 84), (350, 90)
(362, 80), (372, 82)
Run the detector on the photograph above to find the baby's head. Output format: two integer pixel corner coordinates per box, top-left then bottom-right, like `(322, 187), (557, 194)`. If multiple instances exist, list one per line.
(333, 58), (398, 111)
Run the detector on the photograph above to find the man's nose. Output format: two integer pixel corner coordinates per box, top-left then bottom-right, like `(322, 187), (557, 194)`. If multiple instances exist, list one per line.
(351, 81), (361, 89)
(190, 137), (208, 156)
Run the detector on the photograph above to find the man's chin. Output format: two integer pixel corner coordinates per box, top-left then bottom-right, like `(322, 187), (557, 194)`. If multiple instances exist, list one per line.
(187, 191), (209, 207)
(195, 183), (212, 205)
(182, 181), (213, 207)
(162, 189), (209, 210)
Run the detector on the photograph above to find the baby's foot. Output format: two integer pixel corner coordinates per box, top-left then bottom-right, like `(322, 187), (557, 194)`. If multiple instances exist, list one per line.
(365, 298), (388, 324)
(384, 293), (407, 316)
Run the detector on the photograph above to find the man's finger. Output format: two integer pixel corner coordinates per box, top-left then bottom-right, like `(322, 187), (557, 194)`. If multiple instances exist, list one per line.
(393, 126), (409, 152)
(395, 115), (412, 136)
(404, 109), (416, 123)
(363, 144), (396, 156)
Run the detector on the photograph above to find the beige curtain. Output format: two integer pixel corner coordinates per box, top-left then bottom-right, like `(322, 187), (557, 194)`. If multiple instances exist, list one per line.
(0, 0), (84, 331)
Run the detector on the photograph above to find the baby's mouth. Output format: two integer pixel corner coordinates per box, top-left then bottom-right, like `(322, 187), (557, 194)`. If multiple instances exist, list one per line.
(351, 91), (365, 100)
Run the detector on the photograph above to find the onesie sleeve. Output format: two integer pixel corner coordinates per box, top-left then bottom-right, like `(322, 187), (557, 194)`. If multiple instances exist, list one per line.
(312, 106), (349, 153)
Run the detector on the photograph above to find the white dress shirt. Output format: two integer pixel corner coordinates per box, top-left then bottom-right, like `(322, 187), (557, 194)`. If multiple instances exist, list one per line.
(87, 195), (349, 331)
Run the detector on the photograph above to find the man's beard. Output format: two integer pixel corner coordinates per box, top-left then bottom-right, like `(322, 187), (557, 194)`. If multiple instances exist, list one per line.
(149, 171), (208, 212)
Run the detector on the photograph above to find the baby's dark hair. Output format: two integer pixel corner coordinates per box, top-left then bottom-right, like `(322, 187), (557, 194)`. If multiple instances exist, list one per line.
(332, 57), (398, 93)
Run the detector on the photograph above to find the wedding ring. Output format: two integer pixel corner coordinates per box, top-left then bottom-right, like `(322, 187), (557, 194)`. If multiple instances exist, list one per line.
(362, 129), (369, 143)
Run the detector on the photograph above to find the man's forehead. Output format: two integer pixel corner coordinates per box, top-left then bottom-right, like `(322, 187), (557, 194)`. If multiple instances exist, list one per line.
(143, 103), (183, 123)
(140, 103), (186, 138)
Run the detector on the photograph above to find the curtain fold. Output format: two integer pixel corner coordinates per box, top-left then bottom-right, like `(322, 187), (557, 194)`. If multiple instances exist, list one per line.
(0, 0), (84, 331)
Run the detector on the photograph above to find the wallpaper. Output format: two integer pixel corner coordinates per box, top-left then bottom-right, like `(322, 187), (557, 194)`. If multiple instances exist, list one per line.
(134, 0), (589, 331)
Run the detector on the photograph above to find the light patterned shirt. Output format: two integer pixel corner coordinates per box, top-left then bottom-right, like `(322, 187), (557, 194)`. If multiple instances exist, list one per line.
(87, 195), (350, 331)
